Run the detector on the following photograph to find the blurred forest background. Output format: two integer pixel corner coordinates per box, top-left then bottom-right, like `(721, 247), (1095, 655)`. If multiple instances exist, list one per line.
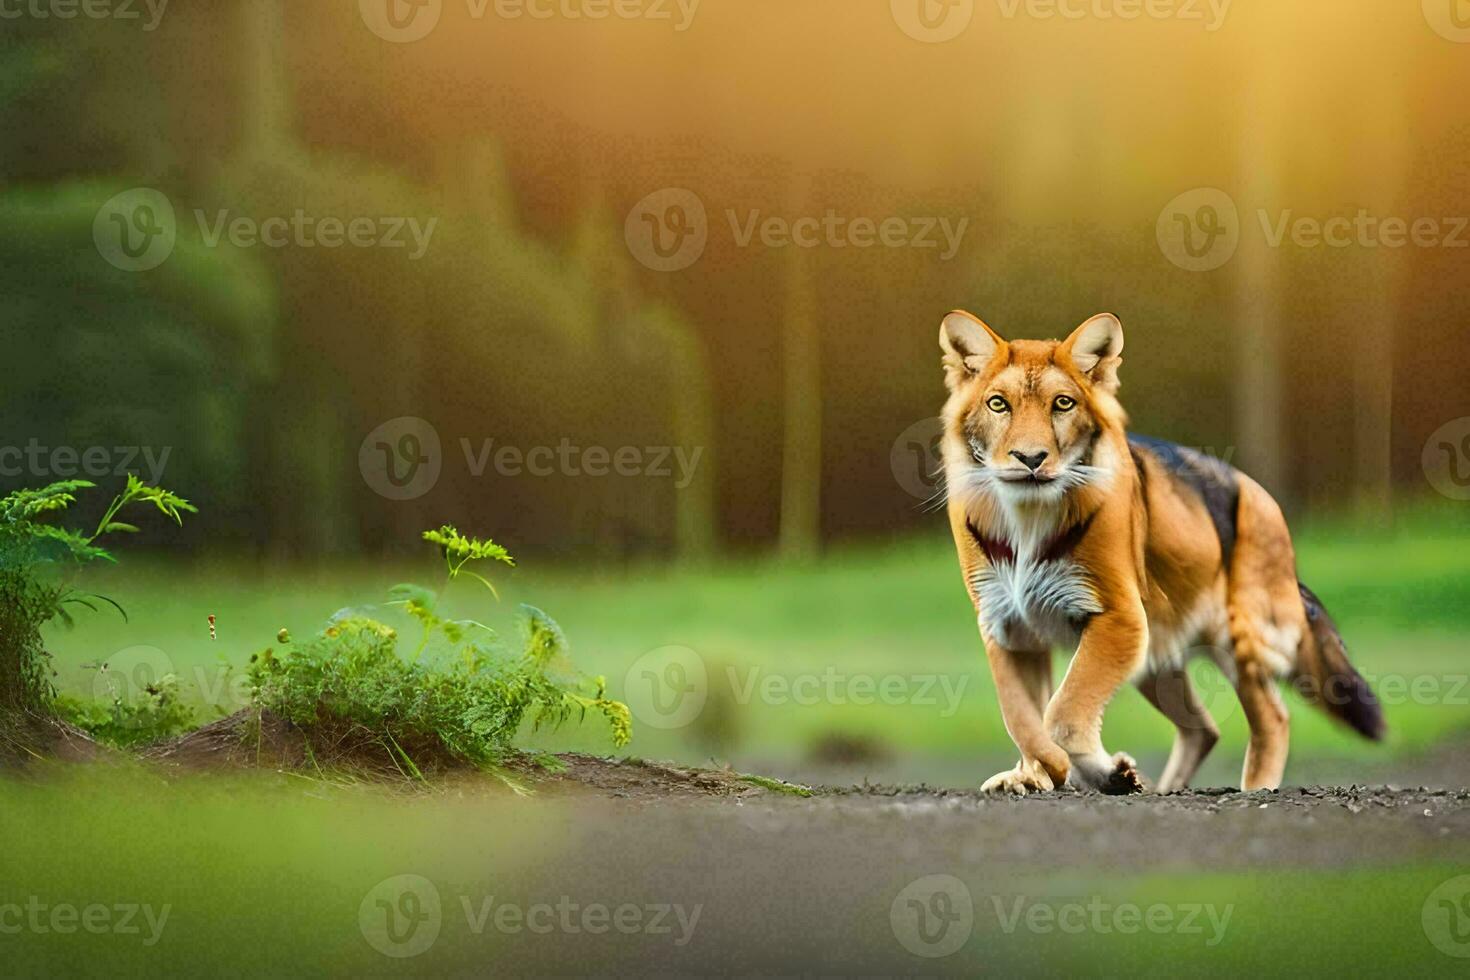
(4, 0), (1469, 564)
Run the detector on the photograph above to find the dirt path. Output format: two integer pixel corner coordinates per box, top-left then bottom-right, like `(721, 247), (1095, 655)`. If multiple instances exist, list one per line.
(34, 725), (1470, 974)
(409, 763), (1470, 975)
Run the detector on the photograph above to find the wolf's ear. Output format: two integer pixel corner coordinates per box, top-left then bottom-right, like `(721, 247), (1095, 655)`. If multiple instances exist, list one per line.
(940, 311), (1004, 391)
(1061, 313), (1124, 393)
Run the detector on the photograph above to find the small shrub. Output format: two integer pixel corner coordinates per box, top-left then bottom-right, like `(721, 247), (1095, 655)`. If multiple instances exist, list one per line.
(0, 476), (194, 734)
(246, 526), (631, 776)
(55, 676), (196, 749)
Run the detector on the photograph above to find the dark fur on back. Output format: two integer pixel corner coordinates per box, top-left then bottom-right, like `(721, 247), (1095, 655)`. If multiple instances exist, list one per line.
(1128, 434), (1240, 565)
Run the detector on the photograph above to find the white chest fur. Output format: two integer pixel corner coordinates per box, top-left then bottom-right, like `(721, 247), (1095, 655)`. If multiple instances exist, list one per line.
(971, 555), (1102, 652)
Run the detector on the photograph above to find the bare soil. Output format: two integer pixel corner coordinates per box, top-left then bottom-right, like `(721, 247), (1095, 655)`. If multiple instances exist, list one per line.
(136, 709), (1470, 871)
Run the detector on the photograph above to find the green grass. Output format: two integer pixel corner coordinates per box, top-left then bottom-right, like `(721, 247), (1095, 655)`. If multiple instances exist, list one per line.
(736, 773), (814, 797)
(43, 508), (1470, 781)
(2, 765), (1466, 974)
(11, 510), (1470, 974)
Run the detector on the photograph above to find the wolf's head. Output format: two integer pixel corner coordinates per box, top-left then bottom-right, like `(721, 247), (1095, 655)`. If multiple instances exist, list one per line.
(938, 310), (1126, 509)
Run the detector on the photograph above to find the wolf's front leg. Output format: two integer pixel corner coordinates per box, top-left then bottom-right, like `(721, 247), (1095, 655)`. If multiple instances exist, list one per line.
(979, 638), (1070, 794)
(1044, 607), (1148, 794)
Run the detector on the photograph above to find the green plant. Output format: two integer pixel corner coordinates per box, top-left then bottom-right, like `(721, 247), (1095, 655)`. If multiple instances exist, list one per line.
(246, 527), (630, 778)
(0, 475), (195, 720)
(55, 675), (196, 749)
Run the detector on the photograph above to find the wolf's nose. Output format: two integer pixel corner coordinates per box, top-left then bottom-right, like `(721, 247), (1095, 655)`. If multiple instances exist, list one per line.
(1010, 450), (1049, 471)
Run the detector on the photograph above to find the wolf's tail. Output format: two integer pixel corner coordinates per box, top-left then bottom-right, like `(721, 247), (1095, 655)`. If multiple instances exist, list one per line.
(1291, 582), (1385, 741)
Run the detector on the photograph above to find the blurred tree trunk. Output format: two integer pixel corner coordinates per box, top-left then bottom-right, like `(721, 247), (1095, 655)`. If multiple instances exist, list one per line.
(1231, 64), (1286, 501)
(237, 0), (356, 557)
(572, 200), (718, 560)
(1348, 70), (1405, 524)
(656, 307), (717, 560)
(778, 177), (822, 559)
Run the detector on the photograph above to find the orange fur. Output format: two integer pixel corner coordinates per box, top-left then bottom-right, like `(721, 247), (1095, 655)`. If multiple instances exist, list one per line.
(938, 310), (1382, 794)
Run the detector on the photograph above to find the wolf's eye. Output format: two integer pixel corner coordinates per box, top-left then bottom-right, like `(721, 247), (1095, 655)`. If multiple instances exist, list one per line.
(1054, 395), (1077, 412)
(986, 395), (1009, 414)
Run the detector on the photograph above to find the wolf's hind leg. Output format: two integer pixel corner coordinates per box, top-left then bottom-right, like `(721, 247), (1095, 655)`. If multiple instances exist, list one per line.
(1137, 666), (1220, 792)
(1235, 659), (1290, 789)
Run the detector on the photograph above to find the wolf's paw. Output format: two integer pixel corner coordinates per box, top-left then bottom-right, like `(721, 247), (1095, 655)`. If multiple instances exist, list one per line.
(1099, 752), (1146, 796)
(981, 760), (1056, 796)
